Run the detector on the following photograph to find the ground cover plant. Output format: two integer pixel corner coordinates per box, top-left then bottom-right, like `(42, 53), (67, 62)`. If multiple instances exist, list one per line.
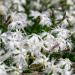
(0, 0), (75, 75)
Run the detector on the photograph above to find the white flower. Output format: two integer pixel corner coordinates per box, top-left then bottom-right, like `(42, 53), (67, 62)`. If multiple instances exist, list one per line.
(66, 12), (75, 24)
(44, 59), (62, 74)
(10, 12), (27, 23)
(0, 4), (7, 15)
(30, 10), (41, 19)
(1, 30), (27, 72)
(13, 53), (28, 73)
(18, 5), (25, 12)
(8, 12), (28, 30)
(8, 21), (27, 30)
(61, 19), (69, 28)
(0, 64), (7, 75)
(10, 71), (20, 75)
(58, 58), (72, 70)
(32, 57), (50, 68)
(2, 0), (12, 9)
(44, 58), (72, 75)
(0, 0), (19, 15)
(25, 34), (45, 58)
(0, 69), (7, 75)
(56, 37), (72, 51)
(54, 10), (63, 20)
(1, 30), (24, 50)
(63, 69), (72, 75)
(50, 0), (60, 5)
(0, 51), (12, 64)
(12, 0), (26, 5)
(30, 0), (41, 10)
(30, 10), (51, 26)
(58, 58), (72, 75)
(51, 27), (71, 39)
(40, 13), (51, 26)
(67, 0), (73, 5)
(57, 30), (70, 39)
(42, 33), (59, 52)
(56, 37), (67, 51)
(32, 58), (45, 65)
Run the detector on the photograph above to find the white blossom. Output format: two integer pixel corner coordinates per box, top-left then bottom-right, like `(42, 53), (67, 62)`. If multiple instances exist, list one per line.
(0, 4), (7, 15)
(0, 0), (74, 75)
(51, 27), (71, 39)
(30, 10), (41, 19)
(39, 13), (51, 26)
(44, 58), (72, 75)
(0, 64), (7, 75)
(42, 32), (59, 52)
(30, 10), (51, 26)
(56, 37), (67, 51)
(8, 12), (28, 30)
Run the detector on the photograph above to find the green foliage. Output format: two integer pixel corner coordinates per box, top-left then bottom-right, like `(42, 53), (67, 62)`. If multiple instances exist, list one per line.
(70, 35), (75, 52)
(24, 24), (50, 35)
(4, 57), (13, 66)
(49, 52), (61, 60)
(23, 68), (32, 73)
(59, 0), (70, 10)
(24, 17), (50, 35)
(62, 51), (75, 62)
(0, 15), (8, 33)
(49, 51), (75, 62)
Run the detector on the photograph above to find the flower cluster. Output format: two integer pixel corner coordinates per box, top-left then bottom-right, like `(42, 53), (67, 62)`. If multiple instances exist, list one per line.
(0, 0), (75, 75)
